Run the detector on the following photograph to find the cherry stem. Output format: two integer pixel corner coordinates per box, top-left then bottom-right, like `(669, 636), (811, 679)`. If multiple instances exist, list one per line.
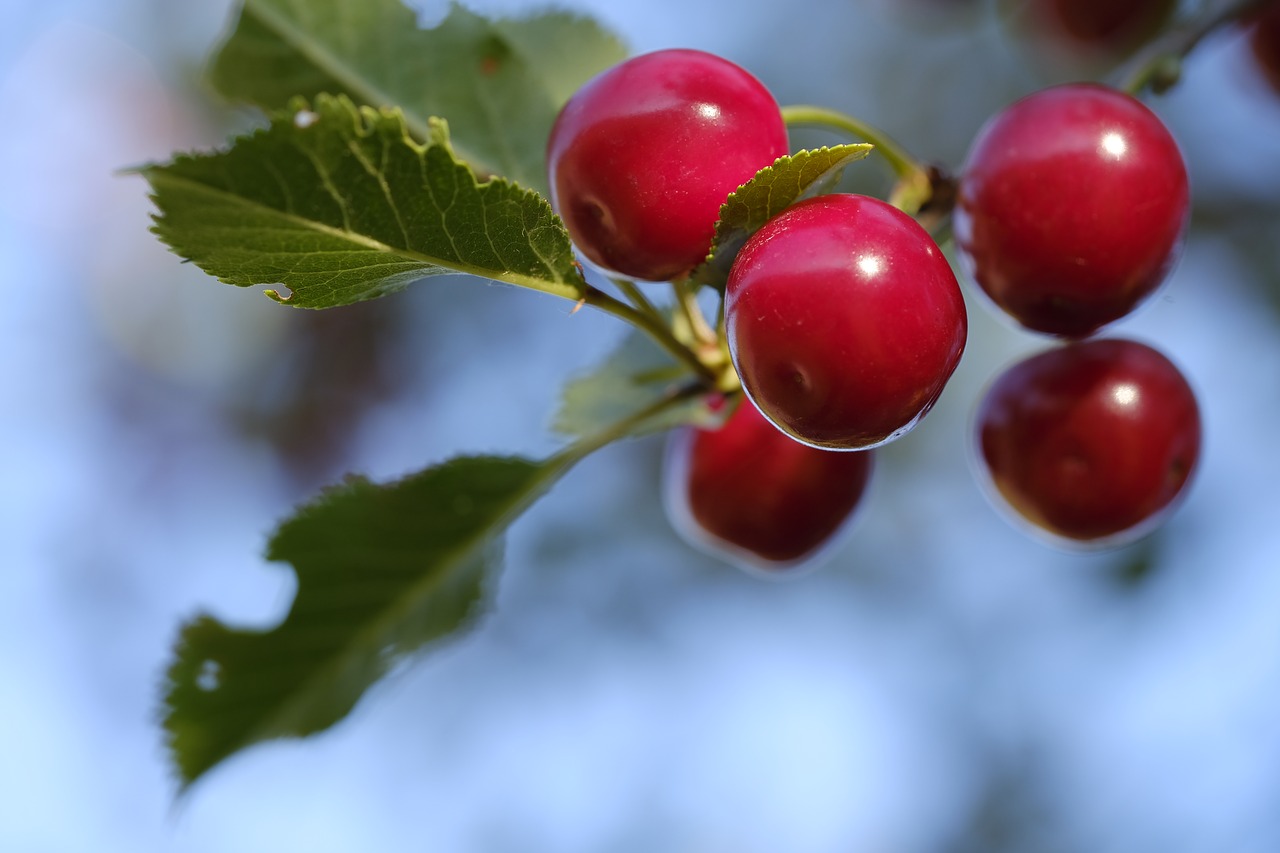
(1117, 0), (1274, 96)
(612, 277), (665, 326)
(583, 285), (718, 385)
(557, 379), (709, 462)
(672, 276), (718, 346)
(780, 104), (933, 215)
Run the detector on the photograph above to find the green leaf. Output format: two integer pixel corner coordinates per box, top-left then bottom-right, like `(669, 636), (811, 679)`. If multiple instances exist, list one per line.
(138, 94), (587, 308)
(690, 144), (874, 288)
(554, 329), (721, 440)
(208, 0), (627, 194)
(488, 13), (625, 109)
(164, 454), (568, 788)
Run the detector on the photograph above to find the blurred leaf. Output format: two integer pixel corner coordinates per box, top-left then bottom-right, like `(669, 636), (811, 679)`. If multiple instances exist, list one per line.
(489, 13), (626, 108)
(690, 144), (874, 288)
(139, 94), (587, 308)
(164, 454), (567, 788)
(554, 329), (720, 440)
(208, 0), (627, 194)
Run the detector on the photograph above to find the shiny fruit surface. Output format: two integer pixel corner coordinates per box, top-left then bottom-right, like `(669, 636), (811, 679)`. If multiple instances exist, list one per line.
(955, 84), (1189, 338)
(664, 399), (874, 572)
(726, 194), (967, 450)
(546, 49), (788, 282)
(975, 338), (1201, 547)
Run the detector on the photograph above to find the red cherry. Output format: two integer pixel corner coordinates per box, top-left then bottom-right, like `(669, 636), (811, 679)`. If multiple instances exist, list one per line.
(663, 398), (874, 572)
(1246, 3), (1280, 95)
(975, 338), (1201, 547)
(1009, 0), (1176, 57)
(546, 49), (788, 282)
(725, 194), (967, 450)
(955, 83), (1189, 338)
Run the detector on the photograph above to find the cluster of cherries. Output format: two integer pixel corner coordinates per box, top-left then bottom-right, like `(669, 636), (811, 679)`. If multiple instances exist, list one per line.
(545, 40), (1204, 573)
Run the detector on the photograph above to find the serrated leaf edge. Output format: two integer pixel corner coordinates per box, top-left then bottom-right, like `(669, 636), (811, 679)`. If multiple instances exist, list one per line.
(138, 95), (587, 302)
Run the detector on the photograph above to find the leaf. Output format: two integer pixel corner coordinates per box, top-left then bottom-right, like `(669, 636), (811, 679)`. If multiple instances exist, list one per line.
(208, 0), (627, 194)
(138, 94), (587, 309)
(690, 144), (874, 288)
(489, 13), (625, 109)
(164, 454), (568, 788)
(554, 329), (721, 440)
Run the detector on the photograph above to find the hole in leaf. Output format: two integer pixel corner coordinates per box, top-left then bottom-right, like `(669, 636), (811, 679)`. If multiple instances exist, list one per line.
(196, 659), (221, 691)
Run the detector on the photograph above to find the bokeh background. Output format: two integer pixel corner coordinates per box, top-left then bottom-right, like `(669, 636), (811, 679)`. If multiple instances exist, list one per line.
(4, 0), (1280, 850)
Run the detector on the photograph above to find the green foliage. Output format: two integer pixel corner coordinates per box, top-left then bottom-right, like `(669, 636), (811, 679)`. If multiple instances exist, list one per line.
(208, 0), (626, 194)
(691, 144), (874, 288)
(146, 0), (852, 792)
(554, 330), (722, 441)
(139, 94), (587, 308)
(164, 454), (569, 787)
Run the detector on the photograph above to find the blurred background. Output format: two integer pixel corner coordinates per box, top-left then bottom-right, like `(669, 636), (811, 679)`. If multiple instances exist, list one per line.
(3, 0), (1280, 850)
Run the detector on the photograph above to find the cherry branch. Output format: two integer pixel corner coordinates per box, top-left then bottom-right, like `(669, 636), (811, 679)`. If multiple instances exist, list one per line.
(1117, 0), (1275, 95)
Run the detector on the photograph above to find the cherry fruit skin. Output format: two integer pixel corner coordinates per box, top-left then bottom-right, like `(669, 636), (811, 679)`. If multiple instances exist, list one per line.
(1247, 3), (1280, 96)
(1008, 0), (1176, 58)
(955, 84), (1190, 338)
(725, 194), (968, 450)
(975, 338), (1201, 548)
(664, 399), (874, 572)
(546, 49), (788, 283)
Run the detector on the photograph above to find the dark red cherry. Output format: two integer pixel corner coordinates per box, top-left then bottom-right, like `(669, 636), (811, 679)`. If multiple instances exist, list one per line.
(664, 398), (874, 572)
(975, 338), (1201, 547)
(1246, 3), (1280, 95)
(955, 83), (1189, 338)
(1008, 0), (1176, 58)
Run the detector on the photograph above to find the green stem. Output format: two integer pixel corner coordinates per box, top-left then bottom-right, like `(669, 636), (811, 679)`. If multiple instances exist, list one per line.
(711, 301), (741, 395)
(1117, 0), (1273, 96)
(613, 277), (664, 326)
(582, 285), (716, 385)
(557, 379), (708, 462)
(780, 103), (933, 214)
(671, 276), (717, 345)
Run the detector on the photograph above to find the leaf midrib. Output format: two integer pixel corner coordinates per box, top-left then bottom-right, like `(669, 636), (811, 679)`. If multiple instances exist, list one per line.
(244, 0), (493, 176)
(150, 170), (583, 298)
(229, 458), (570, 773)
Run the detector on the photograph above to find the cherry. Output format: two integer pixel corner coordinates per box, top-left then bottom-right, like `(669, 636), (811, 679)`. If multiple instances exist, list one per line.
(975, 338), (1201, 548)
(1006, 0), (1176, 58)
(954, 83), (1189, 338)
(663, 398), (874, 571)
(546, 49), (789, 283)
(1246, 3), (1280, 96)
(725, 194), (967, 450)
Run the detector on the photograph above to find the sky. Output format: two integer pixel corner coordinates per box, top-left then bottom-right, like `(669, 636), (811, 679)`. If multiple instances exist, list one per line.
(2, 1), (1280, 851)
